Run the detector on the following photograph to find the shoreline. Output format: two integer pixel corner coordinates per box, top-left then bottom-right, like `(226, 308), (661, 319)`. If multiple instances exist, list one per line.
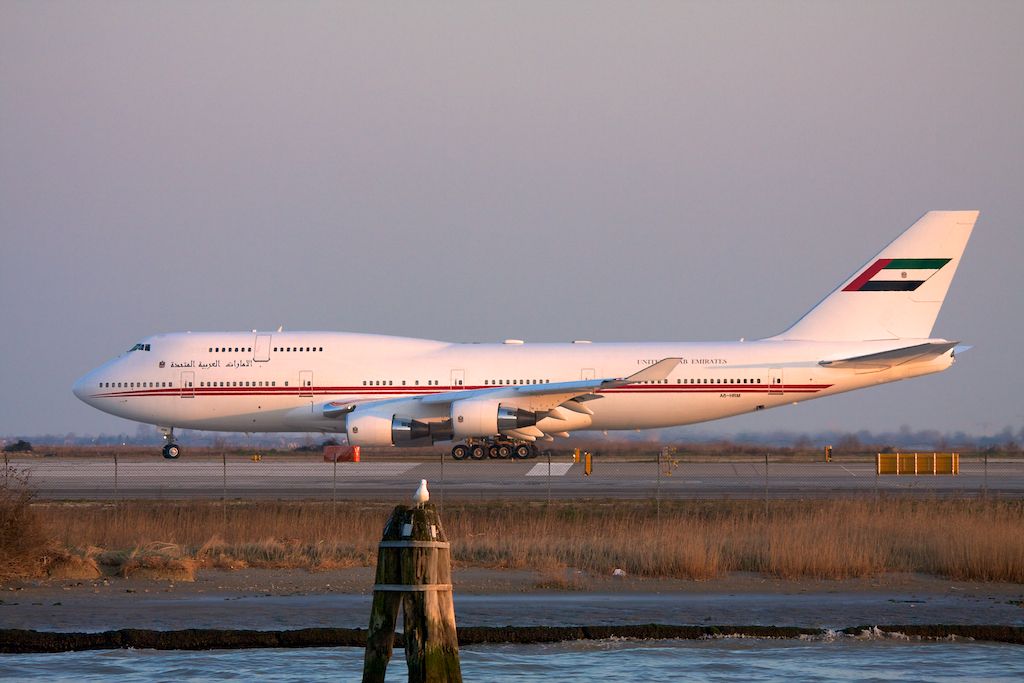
(4, 623), (1023, 654)
(3, 568), (1021, 635)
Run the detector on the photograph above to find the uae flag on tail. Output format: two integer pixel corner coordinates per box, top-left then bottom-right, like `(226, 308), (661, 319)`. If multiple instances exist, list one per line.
(843, 258), (952, 292)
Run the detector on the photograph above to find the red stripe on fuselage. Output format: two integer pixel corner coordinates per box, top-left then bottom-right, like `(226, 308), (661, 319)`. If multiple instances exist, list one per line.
(90, 383), (832, 399)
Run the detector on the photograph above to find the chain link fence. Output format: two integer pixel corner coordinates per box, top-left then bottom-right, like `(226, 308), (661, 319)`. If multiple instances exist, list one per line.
(5, 447), (1023, 504)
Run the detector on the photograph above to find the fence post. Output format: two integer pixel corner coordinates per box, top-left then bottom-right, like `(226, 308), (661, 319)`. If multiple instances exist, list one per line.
(656, 447), (662, 522)
(113, 450), (118, 502)
(983, 451), (988, 499)
(546, 448), (552, 504)
(363, 501), (461, 683)
(333, 451), (338, 508)
(874, 454), (879, 501)
(764, 453), (769, 516)
(222, 450), (227, 529)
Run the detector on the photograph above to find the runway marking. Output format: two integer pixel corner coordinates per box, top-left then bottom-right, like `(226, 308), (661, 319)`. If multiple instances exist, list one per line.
(526, 463), (573, 477)
(330, 463), (418, 477)
(839, 465), (858, 477)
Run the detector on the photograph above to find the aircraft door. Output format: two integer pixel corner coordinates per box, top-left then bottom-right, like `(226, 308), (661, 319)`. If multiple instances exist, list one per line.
(769, 368), (784, 395)
(450, 369), (465, 389)
(254, 335), (271, 362)
(300, 371), (313, 397)
(180, 371), (195, 398)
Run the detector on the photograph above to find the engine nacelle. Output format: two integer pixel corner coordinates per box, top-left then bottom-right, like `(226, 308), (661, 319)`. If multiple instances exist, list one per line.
(345, 408), (395, 446)
(348, 409), (448, 446)
(451, 399), (540, 439)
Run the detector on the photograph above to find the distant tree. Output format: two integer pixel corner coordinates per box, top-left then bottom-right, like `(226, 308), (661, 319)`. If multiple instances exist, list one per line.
(3, 440), (33, 453)
(836, 434), (862, 452)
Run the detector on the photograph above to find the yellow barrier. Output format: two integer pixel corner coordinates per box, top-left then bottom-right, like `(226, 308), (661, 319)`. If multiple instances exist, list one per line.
(876, 452), (959, 475)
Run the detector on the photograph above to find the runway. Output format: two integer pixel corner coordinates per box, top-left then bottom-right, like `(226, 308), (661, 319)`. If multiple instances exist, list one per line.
(8, 455), (1023, 500)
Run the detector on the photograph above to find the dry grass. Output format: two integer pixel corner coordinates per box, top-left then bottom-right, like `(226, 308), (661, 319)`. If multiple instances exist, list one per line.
(0, 469), (50, 581)
(120, 542), (197, 581)
(12, 498), (1024, 584)
(45, 547), (102, 580)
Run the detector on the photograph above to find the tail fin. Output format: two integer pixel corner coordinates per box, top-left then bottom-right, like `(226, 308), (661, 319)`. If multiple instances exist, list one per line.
(772, 211), (978, 341)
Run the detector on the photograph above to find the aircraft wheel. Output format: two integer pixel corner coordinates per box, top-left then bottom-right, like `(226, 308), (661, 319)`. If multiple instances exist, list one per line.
(470, 444), (487, 460)
(487, 445), (500, 459)
(451, 444), (469, 460)
(497, 444), (512, 459)
(513, 444), (532, 459)
(162, 443), (181, 460)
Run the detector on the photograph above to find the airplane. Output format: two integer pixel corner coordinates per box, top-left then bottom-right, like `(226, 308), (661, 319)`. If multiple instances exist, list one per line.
(73, 211), (977, 460)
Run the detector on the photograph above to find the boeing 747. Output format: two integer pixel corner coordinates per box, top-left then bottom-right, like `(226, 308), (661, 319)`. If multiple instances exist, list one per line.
(73, 211), (977, 459)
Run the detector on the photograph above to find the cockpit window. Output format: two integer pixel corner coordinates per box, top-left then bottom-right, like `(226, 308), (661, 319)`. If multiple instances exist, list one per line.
(127, 343), (152, 352)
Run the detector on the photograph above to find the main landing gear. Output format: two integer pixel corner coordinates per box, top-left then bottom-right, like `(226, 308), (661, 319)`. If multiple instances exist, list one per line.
(450, 439), (538, 461)
(159, 426), (181, 460)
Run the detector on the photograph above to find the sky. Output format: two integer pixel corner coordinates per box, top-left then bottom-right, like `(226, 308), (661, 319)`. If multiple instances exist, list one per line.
(2, 1), (1022, 439)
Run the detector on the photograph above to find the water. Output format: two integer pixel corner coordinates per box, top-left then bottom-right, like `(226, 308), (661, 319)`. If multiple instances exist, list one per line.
(2, 638), (1022, 682)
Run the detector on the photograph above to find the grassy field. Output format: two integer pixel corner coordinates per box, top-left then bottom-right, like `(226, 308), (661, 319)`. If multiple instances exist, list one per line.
(4, 493), (1022, 584)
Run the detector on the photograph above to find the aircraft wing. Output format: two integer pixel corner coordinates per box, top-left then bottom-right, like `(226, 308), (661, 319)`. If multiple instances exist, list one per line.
(420, 356), (682, 405)
(318, 357), (682, 436)
(818, 342), (959, 370)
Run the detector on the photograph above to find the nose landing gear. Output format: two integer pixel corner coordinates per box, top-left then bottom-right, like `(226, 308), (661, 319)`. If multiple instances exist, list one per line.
(159, 427), (181, 460)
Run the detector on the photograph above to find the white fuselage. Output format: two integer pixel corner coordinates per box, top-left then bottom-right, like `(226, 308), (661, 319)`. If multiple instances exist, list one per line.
(72, 331), (955, 437)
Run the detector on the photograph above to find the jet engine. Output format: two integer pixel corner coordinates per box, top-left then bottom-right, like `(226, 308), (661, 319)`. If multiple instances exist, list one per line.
(346, 408), (452, 446)
(450, 399), (541, 439)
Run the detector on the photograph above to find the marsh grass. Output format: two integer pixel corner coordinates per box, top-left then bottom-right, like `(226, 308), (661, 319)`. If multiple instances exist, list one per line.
(17, 498), (1024, 583)
(0, 468), (49, 581)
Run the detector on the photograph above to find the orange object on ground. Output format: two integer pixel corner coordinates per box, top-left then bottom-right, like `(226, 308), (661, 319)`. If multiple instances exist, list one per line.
(324, 445), (360, 462)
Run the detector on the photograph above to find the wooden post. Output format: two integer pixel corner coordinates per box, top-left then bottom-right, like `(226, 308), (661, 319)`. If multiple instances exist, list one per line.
(363, 502), (461, 683)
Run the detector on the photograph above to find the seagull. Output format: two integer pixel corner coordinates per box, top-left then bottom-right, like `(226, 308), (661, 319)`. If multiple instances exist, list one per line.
(413, 479), (429, 506)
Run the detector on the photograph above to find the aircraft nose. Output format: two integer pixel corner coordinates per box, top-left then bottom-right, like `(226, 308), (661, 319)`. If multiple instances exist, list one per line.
(72, 373), (91, 403)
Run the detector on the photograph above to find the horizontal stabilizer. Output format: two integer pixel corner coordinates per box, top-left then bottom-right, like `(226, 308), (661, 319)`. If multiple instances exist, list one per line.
(818, 342), (958, 370)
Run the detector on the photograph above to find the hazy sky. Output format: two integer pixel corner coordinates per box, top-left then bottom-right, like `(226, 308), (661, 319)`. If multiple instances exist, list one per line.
(2, 2), (1022, 438)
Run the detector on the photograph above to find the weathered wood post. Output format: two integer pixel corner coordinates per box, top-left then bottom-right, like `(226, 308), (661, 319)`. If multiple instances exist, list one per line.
(363, 499), (461, 683)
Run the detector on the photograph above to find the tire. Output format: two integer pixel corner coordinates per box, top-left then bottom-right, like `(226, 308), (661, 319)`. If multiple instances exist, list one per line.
(162, 443), (181, 460)
(451, 444), (469, 460)
(497, 444), (512, 459)
(513, 444), (532, 459)
(470, 445), (486, 460)
(488, 445), (500, 459)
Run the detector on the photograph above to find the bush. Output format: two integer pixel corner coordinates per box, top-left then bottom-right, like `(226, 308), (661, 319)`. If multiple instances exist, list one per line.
(0, 468), (48, 581)
(3, 440), (33, 453)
